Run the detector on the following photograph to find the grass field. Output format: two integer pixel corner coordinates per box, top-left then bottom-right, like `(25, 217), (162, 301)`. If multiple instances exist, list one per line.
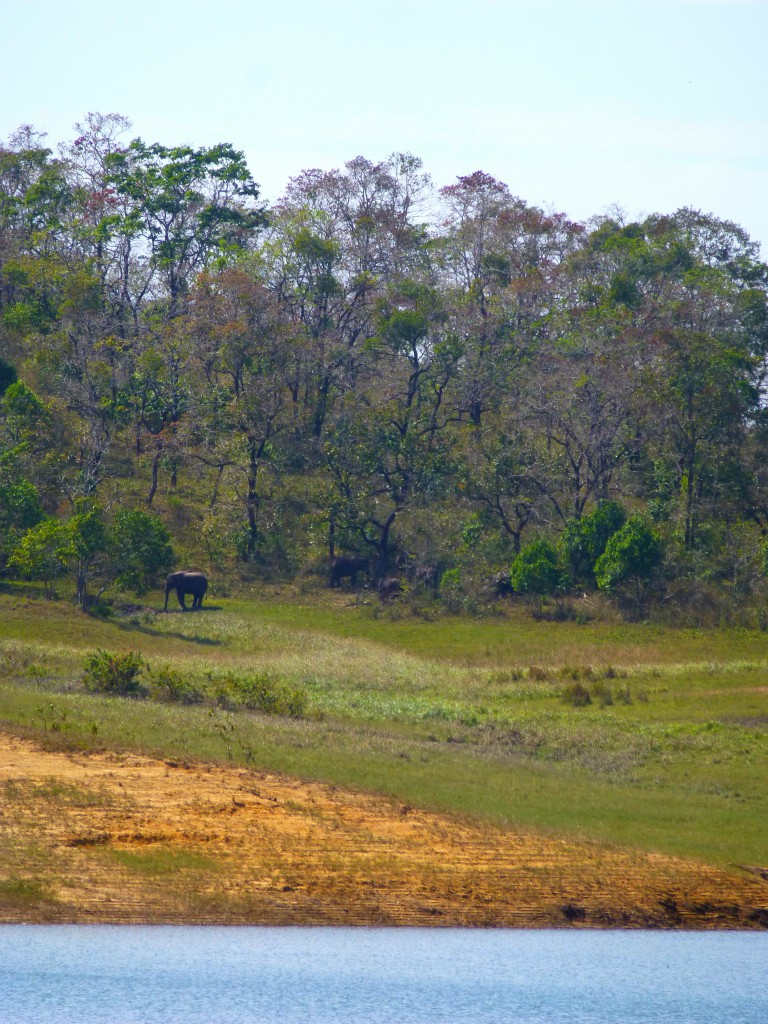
(1, 583), (766, 870)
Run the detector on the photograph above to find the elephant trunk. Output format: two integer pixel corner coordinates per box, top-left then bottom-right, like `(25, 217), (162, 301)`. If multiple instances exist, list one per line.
(164, 581), (172, 611)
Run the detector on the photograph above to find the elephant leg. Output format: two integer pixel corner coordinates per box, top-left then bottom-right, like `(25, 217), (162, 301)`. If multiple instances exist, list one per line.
(177, 588), (188, 610)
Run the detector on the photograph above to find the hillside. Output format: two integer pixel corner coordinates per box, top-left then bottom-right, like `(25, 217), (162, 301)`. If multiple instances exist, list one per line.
(1, 588), (766, 926)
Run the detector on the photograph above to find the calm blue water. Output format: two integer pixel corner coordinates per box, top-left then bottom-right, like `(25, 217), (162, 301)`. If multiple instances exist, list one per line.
(1, 926), (766, 1024)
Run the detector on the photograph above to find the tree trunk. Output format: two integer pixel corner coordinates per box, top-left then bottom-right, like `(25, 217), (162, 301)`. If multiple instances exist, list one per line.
(147, 443), (162, 506)
(375, 511), (397, 583)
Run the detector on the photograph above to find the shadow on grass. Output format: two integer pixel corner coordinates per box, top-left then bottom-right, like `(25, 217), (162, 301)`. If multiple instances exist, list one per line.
(111, 610), (224, 646)
(0, 581), (54, 600)
(159, 606), (224, 614)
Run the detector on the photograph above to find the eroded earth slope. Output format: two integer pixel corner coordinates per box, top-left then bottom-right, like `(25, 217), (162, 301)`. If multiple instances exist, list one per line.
(1, 733), (766, 928)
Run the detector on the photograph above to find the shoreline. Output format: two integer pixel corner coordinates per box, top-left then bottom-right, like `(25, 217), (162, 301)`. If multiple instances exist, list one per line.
(1, 732), (766, 930)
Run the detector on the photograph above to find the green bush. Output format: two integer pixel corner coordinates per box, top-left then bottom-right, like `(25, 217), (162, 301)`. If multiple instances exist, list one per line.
(560, 501), (627, 585)
(510, 539), (569, 611)
(562, 681), (592, 707)
(82, 650), (146, 697)
(110, 509), (175, 594)
(217, 671), (308, 717)
(595, 515), (663, 614)
(147, 665), (205, 705)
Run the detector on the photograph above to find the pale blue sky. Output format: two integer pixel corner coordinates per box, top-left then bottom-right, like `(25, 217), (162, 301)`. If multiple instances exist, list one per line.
(2, 0), (766, 249)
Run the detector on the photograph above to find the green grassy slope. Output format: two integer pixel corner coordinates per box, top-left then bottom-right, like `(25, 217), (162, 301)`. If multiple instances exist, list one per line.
(1, 585), (766, 868)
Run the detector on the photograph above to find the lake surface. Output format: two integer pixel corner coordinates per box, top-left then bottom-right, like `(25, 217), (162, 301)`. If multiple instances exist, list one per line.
(1, 926), (766, 1023)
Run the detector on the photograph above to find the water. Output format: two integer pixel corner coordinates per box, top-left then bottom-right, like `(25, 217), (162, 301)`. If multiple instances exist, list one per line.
(1, 926), (766, 1024)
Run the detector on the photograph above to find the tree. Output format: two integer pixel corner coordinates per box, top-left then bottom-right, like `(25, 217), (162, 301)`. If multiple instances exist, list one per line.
(644, 326), (757, 549)
(68, 501), (109, 607)
(121, 322), (190, 503)
(524, 296), (642, 521)
(560, 500), (627, 586)
(456, 411), (546, 555)
(34, 291), (126, 500)
(438, 171), (582, 425)
(581, 210), (767, 551)
(0, 382), (52, 551)
(0, 125), (73, 333)
(595, 515), (663, 614)
(0, 479), (44, 568)
(109, 508), (174, 593)
(186, 269), (296, 560)
(258, 153), (431, 437)
(104, 139), (266, 315)
(509, 538), (568, 613)
(324, 279), (461, 579)
(60, 112), (141, 335)
(8, 518), (73, 598)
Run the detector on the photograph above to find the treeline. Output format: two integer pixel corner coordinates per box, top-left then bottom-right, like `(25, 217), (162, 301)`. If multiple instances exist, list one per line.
(2, 112), (768, 620)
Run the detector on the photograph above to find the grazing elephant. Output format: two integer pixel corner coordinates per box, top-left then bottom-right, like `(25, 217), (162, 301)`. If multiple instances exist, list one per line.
(491, 571), (514, 598)
(330, 555), (370, 588)
(164, 571), (208, 611)
(378, 577), (402, 603)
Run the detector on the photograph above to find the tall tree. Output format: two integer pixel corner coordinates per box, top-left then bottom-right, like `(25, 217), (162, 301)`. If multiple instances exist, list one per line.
(258, 153), (432, 438)
(325, 279), (461, 578)
(104, 139), (266, 316)
(186, 269), (296, 559)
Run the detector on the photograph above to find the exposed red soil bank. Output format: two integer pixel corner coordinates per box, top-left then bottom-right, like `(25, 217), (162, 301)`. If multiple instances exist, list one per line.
(1, 733), (766, 928)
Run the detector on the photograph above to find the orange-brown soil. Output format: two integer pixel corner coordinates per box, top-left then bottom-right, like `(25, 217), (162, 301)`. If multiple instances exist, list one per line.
(1, 732), (766, 928)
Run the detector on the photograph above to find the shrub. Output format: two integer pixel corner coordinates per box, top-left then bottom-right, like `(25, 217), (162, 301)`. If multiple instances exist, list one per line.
(148, 665), (205, 705)
(595, 515), (663, 615)
(510, 539), (569, 613)
(8, 517), (72, 599)
(219, 671), (308, 717)
(590, 680), (614, 707)
(82, 650), (146, 697)
(562, 682), (592, 707)
(560, 501), (627, 586)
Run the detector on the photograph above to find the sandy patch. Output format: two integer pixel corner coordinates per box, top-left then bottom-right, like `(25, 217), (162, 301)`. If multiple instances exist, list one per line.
(1, 732), (766, 928)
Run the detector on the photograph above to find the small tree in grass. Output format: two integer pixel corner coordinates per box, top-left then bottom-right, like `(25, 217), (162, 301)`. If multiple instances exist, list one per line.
(510, 539), (569, 615)
(9, 505), (175, 606)
(8, 518), (74, 599)
(595, 515), (663, 616)
(109, 509), (174, 594)
(560, 501), (626, 586)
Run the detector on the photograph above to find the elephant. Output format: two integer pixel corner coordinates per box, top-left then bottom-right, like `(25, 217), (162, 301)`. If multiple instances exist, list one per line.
(164, 571), (208, 611)
(378, 577), (402, 603)
(330, 555), (370, 588)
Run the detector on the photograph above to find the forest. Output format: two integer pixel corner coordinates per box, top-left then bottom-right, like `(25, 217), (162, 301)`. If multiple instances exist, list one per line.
(2, 111), (768, 622)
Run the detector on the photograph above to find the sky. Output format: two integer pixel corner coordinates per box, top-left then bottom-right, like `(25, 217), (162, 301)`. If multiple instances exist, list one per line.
(2, 0), (767, 251)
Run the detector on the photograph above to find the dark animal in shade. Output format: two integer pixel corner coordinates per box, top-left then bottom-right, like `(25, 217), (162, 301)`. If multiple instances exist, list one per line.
(330, 556), (370, 588)
(378, 577), (402, 602)
(164, 571), (208, 610)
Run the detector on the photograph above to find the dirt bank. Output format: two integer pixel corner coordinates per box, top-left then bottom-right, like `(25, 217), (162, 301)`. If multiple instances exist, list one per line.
(1, 732), (766, 928)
